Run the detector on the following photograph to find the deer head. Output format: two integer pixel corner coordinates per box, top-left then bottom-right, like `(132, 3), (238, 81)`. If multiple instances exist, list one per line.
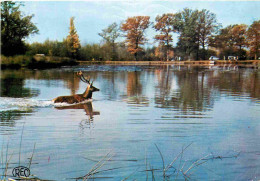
(76, 71), (99, 99)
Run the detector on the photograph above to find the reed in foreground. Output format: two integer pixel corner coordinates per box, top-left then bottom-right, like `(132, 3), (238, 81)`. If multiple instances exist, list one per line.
(73, 143), (241, 181)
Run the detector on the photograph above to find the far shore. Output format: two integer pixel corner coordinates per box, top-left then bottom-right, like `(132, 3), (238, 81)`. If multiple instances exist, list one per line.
(2, 57), (259, 70)
(78, 60), (260, 66)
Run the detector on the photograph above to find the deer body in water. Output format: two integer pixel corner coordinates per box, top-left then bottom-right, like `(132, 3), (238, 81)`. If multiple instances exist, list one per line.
(53, 71), (99, 104)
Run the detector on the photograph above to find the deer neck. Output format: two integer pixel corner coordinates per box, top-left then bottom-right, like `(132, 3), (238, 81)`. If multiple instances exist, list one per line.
(82, 85), (93, 99)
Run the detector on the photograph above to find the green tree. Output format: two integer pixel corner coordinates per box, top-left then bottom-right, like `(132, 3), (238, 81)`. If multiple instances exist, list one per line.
(27, 39), (68, 57)
(98, 22), (120, 60)
(172, 8), (219, 60)
(66, 17), (81, 59)
(196, 9), (220, 59)
(173, 8), (198, 60)
(79, 43), (102, 61)
(1, 1), (38, 56)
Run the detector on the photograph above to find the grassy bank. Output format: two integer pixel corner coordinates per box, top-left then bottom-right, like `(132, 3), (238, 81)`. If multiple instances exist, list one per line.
(1, 55), (78, 69)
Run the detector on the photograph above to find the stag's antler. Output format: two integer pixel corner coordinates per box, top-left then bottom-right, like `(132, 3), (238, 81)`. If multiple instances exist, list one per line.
(76, 71), (92, 85)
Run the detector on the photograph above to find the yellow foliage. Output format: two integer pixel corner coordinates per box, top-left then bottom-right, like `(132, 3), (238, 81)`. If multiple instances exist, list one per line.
(121, 16), (150, 59)
(66, 17), (81, 58)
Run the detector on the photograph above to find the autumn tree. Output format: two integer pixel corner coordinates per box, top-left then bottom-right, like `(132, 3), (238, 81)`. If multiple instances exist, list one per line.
(154, 13), (175, 61)
(247, 20), (259, 59)
(98, 22), (120, 60)
(209, 24), (248, 59)
(231, 24), (248, 51)
(209, 25), (232, 49)
(121, 16), (150, 61)
(155, 45), (164, 60)
(66, 17), (81, 59)
(1, 1), (38, 56)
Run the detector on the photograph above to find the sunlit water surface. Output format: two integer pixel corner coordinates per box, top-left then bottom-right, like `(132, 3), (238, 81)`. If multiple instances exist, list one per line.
(0, 65), (259, 180)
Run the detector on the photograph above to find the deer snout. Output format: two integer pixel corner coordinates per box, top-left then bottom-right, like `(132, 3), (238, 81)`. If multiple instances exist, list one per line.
(92, 86), (100, 92)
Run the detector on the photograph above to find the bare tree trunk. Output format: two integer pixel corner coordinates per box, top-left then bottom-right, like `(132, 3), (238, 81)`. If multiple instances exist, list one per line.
(112, 42), (116, 61)
(202, 41), (205, 60)
(166, 48), (169, 61)
(135, 39), (138, 61)
(196, 45), (199, 60)
(134, 52), (138, 61)
(166, 38), (169, 61)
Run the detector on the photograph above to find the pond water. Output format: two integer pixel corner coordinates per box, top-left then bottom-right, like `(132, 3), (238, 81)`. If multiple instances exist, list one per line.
(0, 65), (259, 180)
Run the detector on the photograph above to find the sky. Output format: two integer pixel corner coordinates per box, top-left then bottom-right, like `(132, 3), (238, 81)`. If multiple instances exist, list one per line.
(21, 1), (260, 45)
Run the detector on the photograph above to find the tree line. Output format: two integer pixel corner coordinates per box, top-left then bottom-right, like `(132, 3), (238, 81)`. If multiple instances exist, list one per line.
(1, 2), (259, 61)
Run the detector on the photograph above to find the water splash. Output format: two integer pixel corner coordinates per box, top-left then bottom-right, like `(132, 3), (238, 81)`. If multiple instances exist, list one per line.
(0, 97), (93, 111)
(0, 97), (53, 111)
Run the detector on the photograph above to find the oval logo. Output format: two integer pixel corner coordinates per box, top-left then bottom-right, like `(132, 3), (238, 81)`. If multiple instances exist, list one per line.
(12, 166), (30, 177)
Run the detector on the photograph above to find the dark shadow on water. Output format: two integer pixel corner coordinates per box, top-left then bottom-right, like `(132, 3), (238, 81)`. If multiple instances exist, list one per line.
(1, 77), (40, 98)
(55, 102), (99, 118)
(0, 109), (34, 135)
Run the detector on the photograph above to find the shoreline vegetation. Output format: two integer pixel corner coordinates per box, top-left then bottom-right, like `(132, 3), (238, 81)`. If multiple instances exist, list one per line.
(1, 55), (78, 69)
(78, 59), (260, 66)
(1, 55), (259, 70)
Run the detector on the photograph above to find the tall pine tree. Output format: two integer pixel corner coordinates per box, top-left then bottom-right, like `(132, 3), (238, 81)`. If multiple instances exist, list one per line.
(66, 17), (81, 59)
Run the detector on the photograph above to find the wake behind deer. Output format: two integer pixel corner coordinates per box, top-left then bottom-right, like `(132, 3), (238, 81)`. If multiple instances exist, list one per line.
(52, 71), (99, 104)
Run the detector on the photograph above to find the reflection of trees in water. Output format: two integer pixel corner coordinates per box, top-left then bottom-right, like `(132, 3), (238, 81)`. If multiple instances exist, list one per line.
(154, 65), (173, 99)
(154, 66), (216, 112)
(61, 71), (98, 95)
(207, 69), (260, 100)
(2, 67), (259, 114)
(127, 96), (150, 106)
(154, 67), (260, 112)
(1, 77), (39, 98)
(99, 72), (126, 100)
(1, 69), (100, 96)
(99, 71), (150, 105)
(65, 73), (80, 95)
(0, 109), (33, 129)
(127, 71), (142, 96)
(247, 71), (260, 99)
(173, 70), (215, 112)
(31, 70), (82, 94)
(126, 71), (150, 106)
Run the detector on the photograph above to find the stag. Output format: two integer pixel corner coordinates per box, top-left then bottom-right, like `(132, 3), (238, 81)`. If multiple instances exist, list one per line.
(53, 71), (99, 104)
